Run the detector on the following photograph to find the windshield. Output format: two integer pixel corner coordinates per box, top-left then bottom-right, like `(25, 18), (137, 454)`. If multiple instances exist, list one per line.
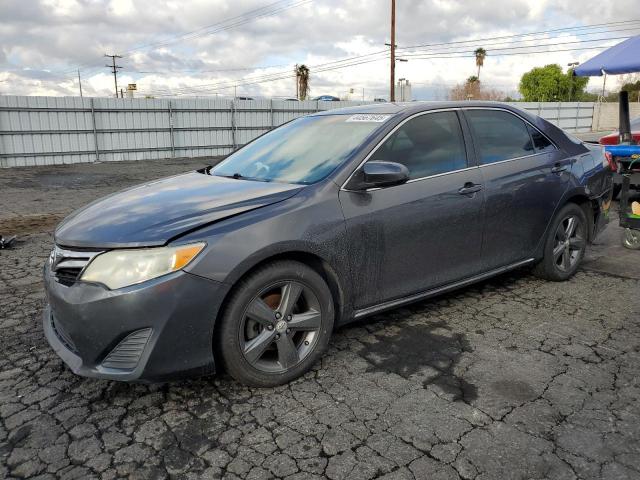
(211, 114), (389, 184)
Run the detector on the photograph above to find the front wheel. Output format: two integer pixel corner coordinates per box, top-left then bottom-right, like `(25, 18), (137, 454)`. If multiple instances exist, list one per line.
(217, 260), (334, 387)
(533, 203), (588, 281)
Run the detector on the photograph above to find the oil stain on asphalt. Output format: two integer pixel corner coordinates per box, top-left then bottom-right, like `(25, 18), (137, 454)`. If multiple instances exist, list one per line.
(359, 321), (478, 402)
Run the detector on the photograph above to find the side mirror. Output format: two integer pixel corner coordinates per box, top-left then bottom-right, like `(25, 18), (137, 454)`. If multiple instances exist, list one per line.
(346, 161), (410, 190)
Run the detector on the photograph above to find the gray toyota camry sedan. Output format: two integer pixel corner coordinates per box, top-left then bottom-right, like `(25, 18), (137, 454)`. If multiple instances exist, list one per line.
(43, 102), (612, 386)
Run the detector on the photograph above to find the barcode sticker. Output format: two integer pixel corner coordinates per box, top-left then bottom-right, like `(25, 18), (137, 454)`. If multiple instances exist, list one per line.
(346, 114), (392, 123)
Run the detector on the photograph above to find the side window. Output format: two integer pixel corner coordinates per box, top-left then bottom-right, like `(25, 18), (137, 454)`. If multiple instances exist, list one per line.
(370, 111), (467, 179)
(466, 110), (535, 165)
(527, 124), (555, 153)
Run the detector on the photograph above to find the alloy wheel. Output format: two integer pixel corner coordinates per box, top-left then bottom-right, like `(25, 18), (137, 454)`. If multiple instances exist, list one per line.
(553, 215), (585, 272)
(239, 281), (322, 373)
(623, 228), (640, 250)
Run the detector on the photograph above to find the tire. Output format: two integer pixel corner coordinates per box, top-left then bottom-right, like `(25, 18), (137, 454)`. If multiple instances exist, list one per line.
(533, 203), (588, 282)
(217, 260), (334, 387)
(622, 228), (640, 250)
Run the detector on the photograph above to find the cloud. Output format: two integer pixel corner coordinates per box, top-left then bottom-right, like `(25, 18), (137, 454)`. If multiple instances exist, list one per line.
(0, 0), (637, 98)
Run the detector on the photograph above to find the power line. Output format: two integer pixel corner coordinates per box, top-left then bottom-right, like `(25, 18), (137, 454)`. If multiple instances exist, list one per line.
(139, 39), (627, 97)
(57, 0), (313, 75)
(51, 18), (640, 82)
(397, 18), (640, 50)
(104, 54), (123, 98)
(119, 22), (640, 95)
(129, 64), (292, 74)
(401, 27), (640, 57)
(122, 24), (640, 82)
(141, 56), (392, 96)
(128, 0), (314, 52)
(404, 44), (624, 61)
(123, 0), (298, 53)
(139, 51), (392, 95)
(137, 31), (635, 96)
(401, 34), (638, 58)
(42, 18), (640, 98)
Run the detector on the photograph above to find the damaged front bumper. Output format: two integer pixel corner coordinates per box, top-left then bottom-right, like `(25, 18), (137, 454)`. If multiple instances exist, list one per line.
(43, 262), (230, 382)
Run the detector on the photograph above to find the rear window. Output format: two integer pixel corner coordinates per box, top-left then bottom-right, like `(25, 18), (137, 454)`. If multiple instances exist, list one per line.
(527, 125), (555, 153)
(466, 110), (534, 164)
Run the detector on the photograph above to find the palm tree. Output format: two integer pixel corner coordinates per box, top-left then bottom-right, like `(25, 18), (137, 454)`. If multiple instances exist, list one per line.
(296, 64), (310, 100)
(474, 48), (487, 80)
(465, 76), (480, 100)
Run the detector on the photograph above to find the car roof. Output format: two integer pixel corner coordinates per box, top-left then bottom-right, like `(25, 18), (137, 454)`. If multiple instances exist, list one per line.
(310, 100), (524, 116)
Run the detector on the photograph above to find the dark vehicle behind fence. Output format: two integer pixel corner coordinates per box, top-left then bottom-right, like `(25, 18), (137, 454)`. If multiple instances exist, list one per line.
(44, 102), (612, 386)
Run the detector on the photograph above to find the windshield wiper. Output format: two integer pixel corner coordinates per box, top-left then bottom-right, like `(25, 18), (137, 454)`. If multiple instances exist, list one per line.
(215, 172), (245, 179)
(215, 172), (271, 182)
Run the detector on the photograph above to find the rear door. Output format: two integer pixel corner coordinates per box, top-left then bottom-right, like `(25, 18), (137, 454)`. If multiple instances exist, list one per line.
(339, 110), (485, 309)
(463, 108), (569, 270)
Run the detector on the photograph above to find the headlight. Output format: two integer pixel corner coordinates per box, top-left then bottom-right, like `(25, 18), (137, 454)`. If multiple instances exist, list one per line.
(80, 243), (205, 290)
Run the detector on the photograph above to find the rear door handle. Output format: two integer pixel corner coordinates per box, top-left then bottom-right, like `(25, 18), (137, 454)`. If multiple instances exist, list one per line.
(458, 182), (483, 195)
(551, 163), (568, 174)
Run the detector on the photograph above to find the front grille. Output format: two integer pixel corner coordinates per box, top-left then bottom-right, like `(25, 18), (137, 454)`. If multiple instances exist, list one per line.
(55, 267), (83, 287)
(50, 246), (102, 287)
(51, 313), (78, 354)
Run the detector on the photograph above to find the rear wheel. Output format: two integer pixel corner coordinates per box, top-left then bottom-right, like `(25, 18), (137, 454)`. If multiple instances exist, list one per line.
(533, 203), (588, 281)
(622, 228), (640, 250)
(217, 260), (334, 387)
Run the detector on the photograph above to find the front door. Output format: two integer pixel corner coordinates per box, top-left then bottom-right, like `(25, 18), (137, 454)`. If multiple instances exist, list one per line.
(339, 110), (485, 309)
(463, 108), (570, 270)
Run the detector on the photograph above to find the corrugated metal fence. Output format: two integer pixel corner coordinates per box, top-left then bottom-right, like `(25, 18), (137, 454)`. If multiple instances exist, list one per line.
(515, 101), (594, 133)
(0, 96), (595, 168)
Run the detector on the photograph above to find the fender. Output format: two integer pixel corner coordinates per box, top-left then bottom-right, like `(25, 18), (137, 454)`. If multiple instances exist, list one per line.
(532, 183), (608, 260)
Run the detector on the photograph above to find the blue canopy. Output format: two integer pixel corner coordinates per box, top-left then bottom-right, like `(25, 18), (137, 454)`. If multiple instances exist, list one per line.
(574, 35), (640, 77)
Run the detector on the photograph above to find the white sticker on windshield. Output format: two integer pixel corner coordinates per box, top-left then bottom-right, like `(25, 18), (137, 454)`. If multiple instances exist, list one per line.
(346, 114), (392, 123)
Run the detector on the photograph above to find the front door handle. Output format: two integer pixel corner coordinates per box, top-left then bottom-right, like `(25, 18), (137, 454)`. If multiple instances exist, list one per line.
(551, 163), (568, 174)
(458, 182), (483, 195)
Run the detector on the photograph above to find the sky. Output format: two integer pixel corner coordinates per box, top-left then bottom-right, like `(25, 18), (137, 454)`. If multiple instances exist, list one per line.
(0, 0), (638, 100)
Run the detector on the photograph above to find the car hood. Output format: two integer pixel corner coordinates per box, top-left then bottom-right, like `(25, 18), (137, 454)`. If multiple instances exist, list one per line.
(55, 171), (303, 248)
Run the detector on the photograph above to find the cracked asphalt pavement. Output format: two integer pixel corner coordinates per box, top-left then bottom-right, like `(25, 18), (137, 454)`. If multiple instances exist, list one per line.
(1, 159), (639, 480)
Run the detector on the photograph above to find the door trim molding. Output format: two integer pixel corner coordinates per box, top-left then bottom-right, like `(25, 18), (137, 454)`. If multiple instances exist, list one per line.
(352, 257), (535, 319)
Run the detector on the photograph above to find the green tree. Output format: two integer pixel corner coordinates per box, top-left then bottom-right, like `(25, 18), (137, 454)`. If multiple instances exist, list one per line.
(474, 48), (487, 80)
(620, 78), (640, 102)
(518, 64), (588, 102)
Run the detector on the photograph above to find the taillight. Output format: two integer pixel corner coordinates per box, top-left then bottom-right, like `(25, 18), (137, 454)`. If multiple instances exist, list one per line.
(604, 151), (617, 172)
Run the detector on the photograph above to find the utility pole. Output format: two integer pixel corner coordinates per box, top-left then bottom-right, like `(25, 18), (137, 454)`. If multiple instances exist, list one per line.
(567, 62), (579, 101)
(390, 0), (396, 102)
(104, 54), (123, 98)
(77, 69), (83, 98)
(295, 64), (299, 100)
